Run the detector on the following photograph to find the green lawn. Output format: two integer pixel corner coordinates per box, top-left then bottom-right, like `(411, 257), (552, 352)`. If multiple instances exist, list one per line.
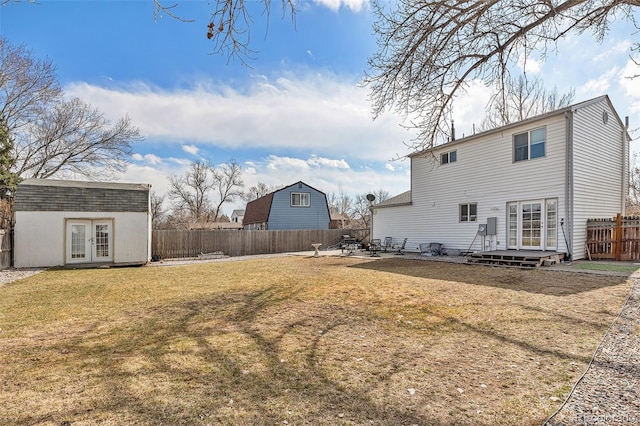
(0, 256), (632, 425)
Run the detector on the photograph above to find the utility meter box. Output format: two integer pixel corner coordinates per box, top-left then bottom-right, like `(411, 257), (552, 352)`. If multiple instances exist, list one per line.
(487, 217), (497, 235)
(478, 224), (487, 236)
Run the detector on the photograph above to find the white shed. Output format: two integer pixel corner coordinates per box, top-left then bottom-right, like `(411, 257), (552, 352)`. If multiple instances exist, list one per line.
(13, 179), (151, 268)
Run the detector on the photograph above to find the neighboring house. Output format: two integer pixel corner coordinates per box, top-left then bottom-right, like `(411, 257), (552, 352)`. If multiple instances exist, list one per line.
(243, 181), (331, 230)
(372, 95), (629, 260)
(13, 179), (152, 268)
(330, 212), (349, 229)
(231, 209), (245, 224)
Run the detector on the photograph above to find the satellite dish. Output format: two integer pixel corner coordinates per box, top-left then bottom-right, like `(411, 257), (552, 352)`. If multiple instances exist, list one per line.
(366, 193), (375, 202)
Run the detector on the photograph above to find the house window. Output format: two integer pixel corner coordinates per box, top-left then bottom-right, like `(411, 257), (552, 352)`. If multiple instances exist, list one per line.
(459, 203), (477, 222)
(514, 127), (545, 162)
(440, 150), (457, 165)
(291, 192), (310, 207)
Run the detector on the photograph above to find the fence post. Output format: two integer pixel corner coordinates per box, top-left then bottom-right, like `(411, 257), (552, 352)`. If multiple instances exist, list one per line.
(615, 213), (622, 261)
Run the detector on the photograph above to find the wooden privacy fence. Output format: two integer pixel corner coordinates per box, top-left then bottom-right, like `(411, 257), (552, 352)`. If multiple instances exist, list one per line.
(0, 229), (11, 270)
(586, 214), (640, 261)
(152, 229), (367, 259)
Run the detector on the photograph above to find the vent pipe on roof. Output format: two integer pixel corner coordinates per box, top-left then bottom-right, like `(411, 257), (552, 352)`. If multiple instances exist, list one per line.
(451, 120), (456, 142)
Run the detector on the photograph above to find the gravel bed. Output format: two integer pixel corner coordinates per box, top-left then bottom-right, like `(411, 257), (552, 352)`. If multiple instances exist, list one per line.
(545, 274), (640, 426)
(0, 268), (46, 287)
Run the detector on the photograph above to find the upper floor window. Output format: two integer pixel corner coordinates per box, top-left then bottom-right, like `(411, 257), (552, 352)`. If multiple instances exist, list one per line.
(514, 127), (545, 162)
(440, 150), (457, 165)
(459, 203), (477, 222)
(291, 192), (310, 207)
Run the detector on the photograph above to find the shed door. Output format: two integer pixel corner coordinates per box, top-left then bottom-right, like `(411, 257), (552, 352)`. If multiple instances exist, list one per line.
(66, 220), (113, 264)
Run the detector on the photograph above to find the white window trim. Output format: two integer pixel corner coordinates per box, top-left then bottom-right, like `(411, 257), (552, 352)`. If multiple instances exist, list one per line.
(513, 126), (546, 162)
(459, 203), (477, 222)
(440, 150), (457, 165)
(291, 192), (310, 207)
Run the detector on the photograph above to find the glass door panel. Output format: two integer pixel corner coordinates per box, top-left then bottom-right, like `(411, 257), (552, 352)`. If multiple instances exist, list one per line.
(546, 199), (557, 250)
(521, 202), (542, 249)
(93, 222), (112, 261)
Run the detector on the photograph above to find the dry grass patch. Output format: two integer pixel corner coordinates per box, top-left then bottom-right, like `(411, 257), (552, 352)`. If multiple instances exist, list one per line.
(0, 256), (632, 425)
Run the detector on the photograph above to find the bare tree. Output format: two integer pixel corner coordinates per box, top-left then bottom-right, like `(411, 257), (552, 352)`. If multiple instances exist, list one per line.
(150, 191), (166, 229)
(0, 38), (61, 133)
(627, 153), (640, 215)
(154, 0), (295, 66)
(0, 38), (142, 181)
(480, 75), (575, 131)
(364, 0), (640, 151)
(14, 98), (140, 180)
(350, 189), (391, 238)
(210, 159), (243, 221)
(241, 181), (277, 202)
(168, 159), (244, 223)
(168, 160), (212, 222)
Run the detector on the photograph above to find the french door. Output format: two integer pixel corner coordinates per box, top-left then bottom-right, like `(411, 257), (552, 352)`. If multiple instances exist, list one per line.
(507, 199), (557, 251)
(66, 219), (113, 264)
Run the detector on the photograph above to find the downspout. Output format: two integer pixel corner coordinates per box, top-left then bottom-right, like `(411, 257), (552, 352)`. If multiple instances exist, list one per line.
(564, 111), (574, 260)
(622, 116), (630, 215)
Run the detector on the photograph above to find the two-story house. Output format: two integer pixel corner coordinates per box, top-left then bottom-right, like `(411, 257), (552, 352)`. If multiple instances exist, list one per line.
(371, 95), (629, 261)
(243, 181), (331, 230)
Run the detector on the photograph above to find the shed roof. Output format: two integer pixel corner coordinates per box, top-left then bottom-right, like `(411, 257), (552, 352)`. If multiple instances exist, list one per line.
(14, 178), (150, 213)
(18, 178), (150, 191)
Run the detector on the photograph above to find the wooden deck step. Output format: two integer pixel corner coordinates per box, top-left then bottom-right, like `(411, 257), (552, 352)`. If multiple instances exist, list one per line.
(466, 251), (565, 268)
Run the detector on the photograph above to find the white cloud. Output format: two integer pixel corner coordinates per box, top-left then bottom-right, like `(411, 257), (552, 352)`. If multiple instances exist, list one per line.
(385, 163), (394, 171)
(65, 72), (412, 162)
(307, 155), (350, 169)
(619, 60), (640, 115)
(182, 144), (199, 155)
(313, 0), (368, 12)
(451, 79), (493, 138)
(576, 67), (619, 99)
(517, 54), (542, 74)
(132, 153), (163, 165)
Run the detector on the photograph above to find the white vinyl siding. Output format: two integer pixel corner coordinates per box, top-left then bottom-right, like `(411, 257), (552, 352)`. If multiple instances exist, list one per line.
(373, 112), (568, 253)
(371, 96), (624, 259)
(570, 100), (626, 260)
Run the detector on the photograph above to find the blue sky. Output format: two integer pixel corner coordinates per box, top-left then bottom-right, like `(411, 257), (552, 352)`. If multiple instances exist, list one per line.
(2, 1), (640, 216)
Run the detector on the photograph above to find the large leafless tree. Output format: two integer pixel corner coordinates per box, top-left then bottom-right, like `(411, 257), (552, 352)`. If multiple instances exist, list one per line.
(0, 38), (142, 182)
(168, 159), (244, 223)
(364, 0), (640, 151)
(480, 74), (575, 131)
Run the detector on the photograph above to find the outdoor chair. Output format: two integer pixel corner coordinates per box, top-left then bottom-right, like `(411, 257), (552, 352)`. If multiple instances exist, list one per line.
(382, 237), (393, 252)
(393, 238), (408, 255)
